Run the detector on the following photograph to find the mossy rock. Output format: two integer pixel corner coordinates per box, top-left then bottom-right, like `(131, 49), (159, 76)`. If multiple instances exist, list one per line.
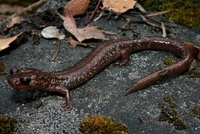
(142, 0), (200, 29)
(79, 115), (131, 134)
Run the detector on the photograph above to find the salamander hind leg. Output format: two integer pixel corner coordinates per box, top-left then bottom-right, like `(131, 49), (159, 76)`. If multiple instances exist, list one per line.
(114, 50), (130, 66)
(60, 89), (73, 110)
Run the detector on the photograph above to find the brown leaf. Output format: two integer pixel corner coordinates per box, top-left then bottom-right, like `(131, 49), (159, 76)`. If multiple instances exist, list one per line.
(63, 10), (107, 42)
(189, 60), (197, 71)
(67, 36), (88, 49)
(76, 25), (107, 42)
(63, 10), (77, 34)
(102, 0), (137, 13)
(64, 0), (90, 16)
(0, 32), (24, 51)
(7, 16), (24, 28)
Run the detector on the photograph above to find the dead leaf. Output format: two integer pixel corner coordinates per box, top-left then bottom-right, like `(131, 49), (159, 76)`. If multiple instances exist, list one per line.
(41, 26), (65, 40)
(77, 25), (107, 42)
(189, 59), (197, 71)
(102, 0), (137, 13)
(0, 32), (24, 51)
(7, 16), (24, 28)
(63, 10), (107, 42)
(64, 0), (90, 16)
(0, 4), (24, 14)
(67, 37), (88, 48)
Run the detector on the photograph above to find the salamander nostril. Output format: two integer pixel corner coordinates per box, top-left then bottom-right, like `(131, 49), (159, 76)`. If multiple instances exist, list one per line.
(10, 68), (18, 75)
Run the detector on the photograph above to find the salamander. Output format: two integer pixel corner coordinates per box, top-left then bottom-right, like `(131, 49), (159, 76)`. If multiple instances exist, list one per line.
(7, 36), (199, 110)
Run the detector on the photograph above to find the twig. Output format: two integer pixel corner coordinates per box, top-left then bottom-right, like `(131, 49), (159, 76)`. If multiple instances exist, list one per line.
(85, 0), (102, 24)
(117, 18), (131, 34)
(137, 14), (172, 32)
(0, 0), (48, 28)
(146, 9), (178, 17)
(161, 22), (166, 37)
(94, 8), (105, 22)
(52, 39), (61, 61)
(135, 2), (147, 14)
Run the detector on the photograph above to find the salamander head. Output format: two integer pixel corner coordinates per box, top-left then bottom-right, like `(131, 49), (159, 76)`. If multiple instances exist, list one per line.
(7, 68), (43, 90)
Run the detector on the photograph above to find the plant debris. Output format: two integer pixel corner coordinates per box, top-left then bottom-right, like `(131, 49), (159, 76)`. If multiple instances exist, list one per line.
(7, 16), (24, 28)
(0, 62), (6, 75)
(41, 26), (65, 40)
(163, 58), (178, 65)
(191, 105), (200, 119)
(157, 96), (188, 130)
(0, 32), (25, 51)
(102, 0), (137, 13)
(64, 0), (90, 16)
(0, 115), (18, 134)
(79, 114), (131, 134)
(67, 36), (88, 49)
(142, 0), (200, 29)
(185, 70), (200, 78)
(62, 10), (107, 43)
(0, 0), (48, 28)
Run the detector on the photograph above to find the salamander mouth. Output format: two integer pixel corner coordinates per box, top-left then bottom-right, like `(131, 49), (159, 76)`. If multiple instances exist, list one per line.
(7, 75), (14, 87)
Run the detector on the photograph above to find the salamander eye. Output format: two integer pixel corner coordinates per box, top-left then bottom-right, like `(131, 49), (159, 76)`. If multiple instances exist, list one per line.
(20, 77), (31, 85)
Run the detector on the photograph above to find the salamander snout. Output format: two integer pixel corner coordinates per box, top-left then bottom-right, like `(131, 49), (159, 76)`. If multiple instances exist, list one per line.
(9, 68), (31, 85)
(10, 67), (18, 76)
(7, 68), (41, 90)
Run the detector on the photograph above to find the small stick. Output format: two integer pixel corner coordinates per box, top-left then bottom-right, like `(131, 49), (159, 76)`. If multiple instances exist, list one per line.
(161, 22), (166, 37)
(146, 9), (178, 17)
(135, 2), (147, 14)
(85, 0), (102, 24)
(52, 39), (61, 61)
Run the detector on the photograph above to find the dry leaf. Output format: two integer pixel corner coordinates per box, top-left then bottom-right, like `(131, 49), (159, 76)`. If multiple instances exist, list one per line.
(189, 60), (197, 71)
(41, 26), (65, 40)
(64, 0), (90, 16)
(76, 25), (107, 42)
(0, 32), (24, 51)
(102, 0), (137, 13)
(63, 10), (107, 42)
(67, 37), (88, 48)
(0, 4), (24, 14)
(7, 16), (24, 28)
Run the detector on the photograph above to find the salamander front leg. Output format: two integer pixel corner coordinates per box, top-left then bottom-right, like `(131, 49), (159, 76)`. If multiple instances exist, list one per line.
(53, 86), (72, 110)
(114, 50), (130, 66)
(32, 90), (43, 99)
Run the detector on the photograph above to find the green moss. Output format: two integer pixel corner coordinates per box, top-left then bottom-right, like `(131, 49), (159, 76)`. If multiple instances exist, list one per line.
(163, 96), (178, 109)
(163, 58), (178, 65)
(157, 96), (188, 130)
(79, 115), (131, 134)
(0, 115), (18, 134)
(191, 105), (200, 119)
(0, 62), (7, 75)
(185, 70), (200, 78)
(142, 0), (200, 29)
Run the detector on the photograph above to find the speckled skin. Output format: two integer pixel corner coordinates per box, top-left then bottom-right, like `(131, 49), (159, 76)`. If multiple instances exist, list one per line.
(7, 36), (198, 110)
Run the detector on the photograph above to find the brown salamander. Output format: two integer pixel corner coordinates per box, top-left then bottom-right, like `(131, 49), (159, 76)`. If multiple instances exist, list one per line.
(7, 36), (199, 110)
